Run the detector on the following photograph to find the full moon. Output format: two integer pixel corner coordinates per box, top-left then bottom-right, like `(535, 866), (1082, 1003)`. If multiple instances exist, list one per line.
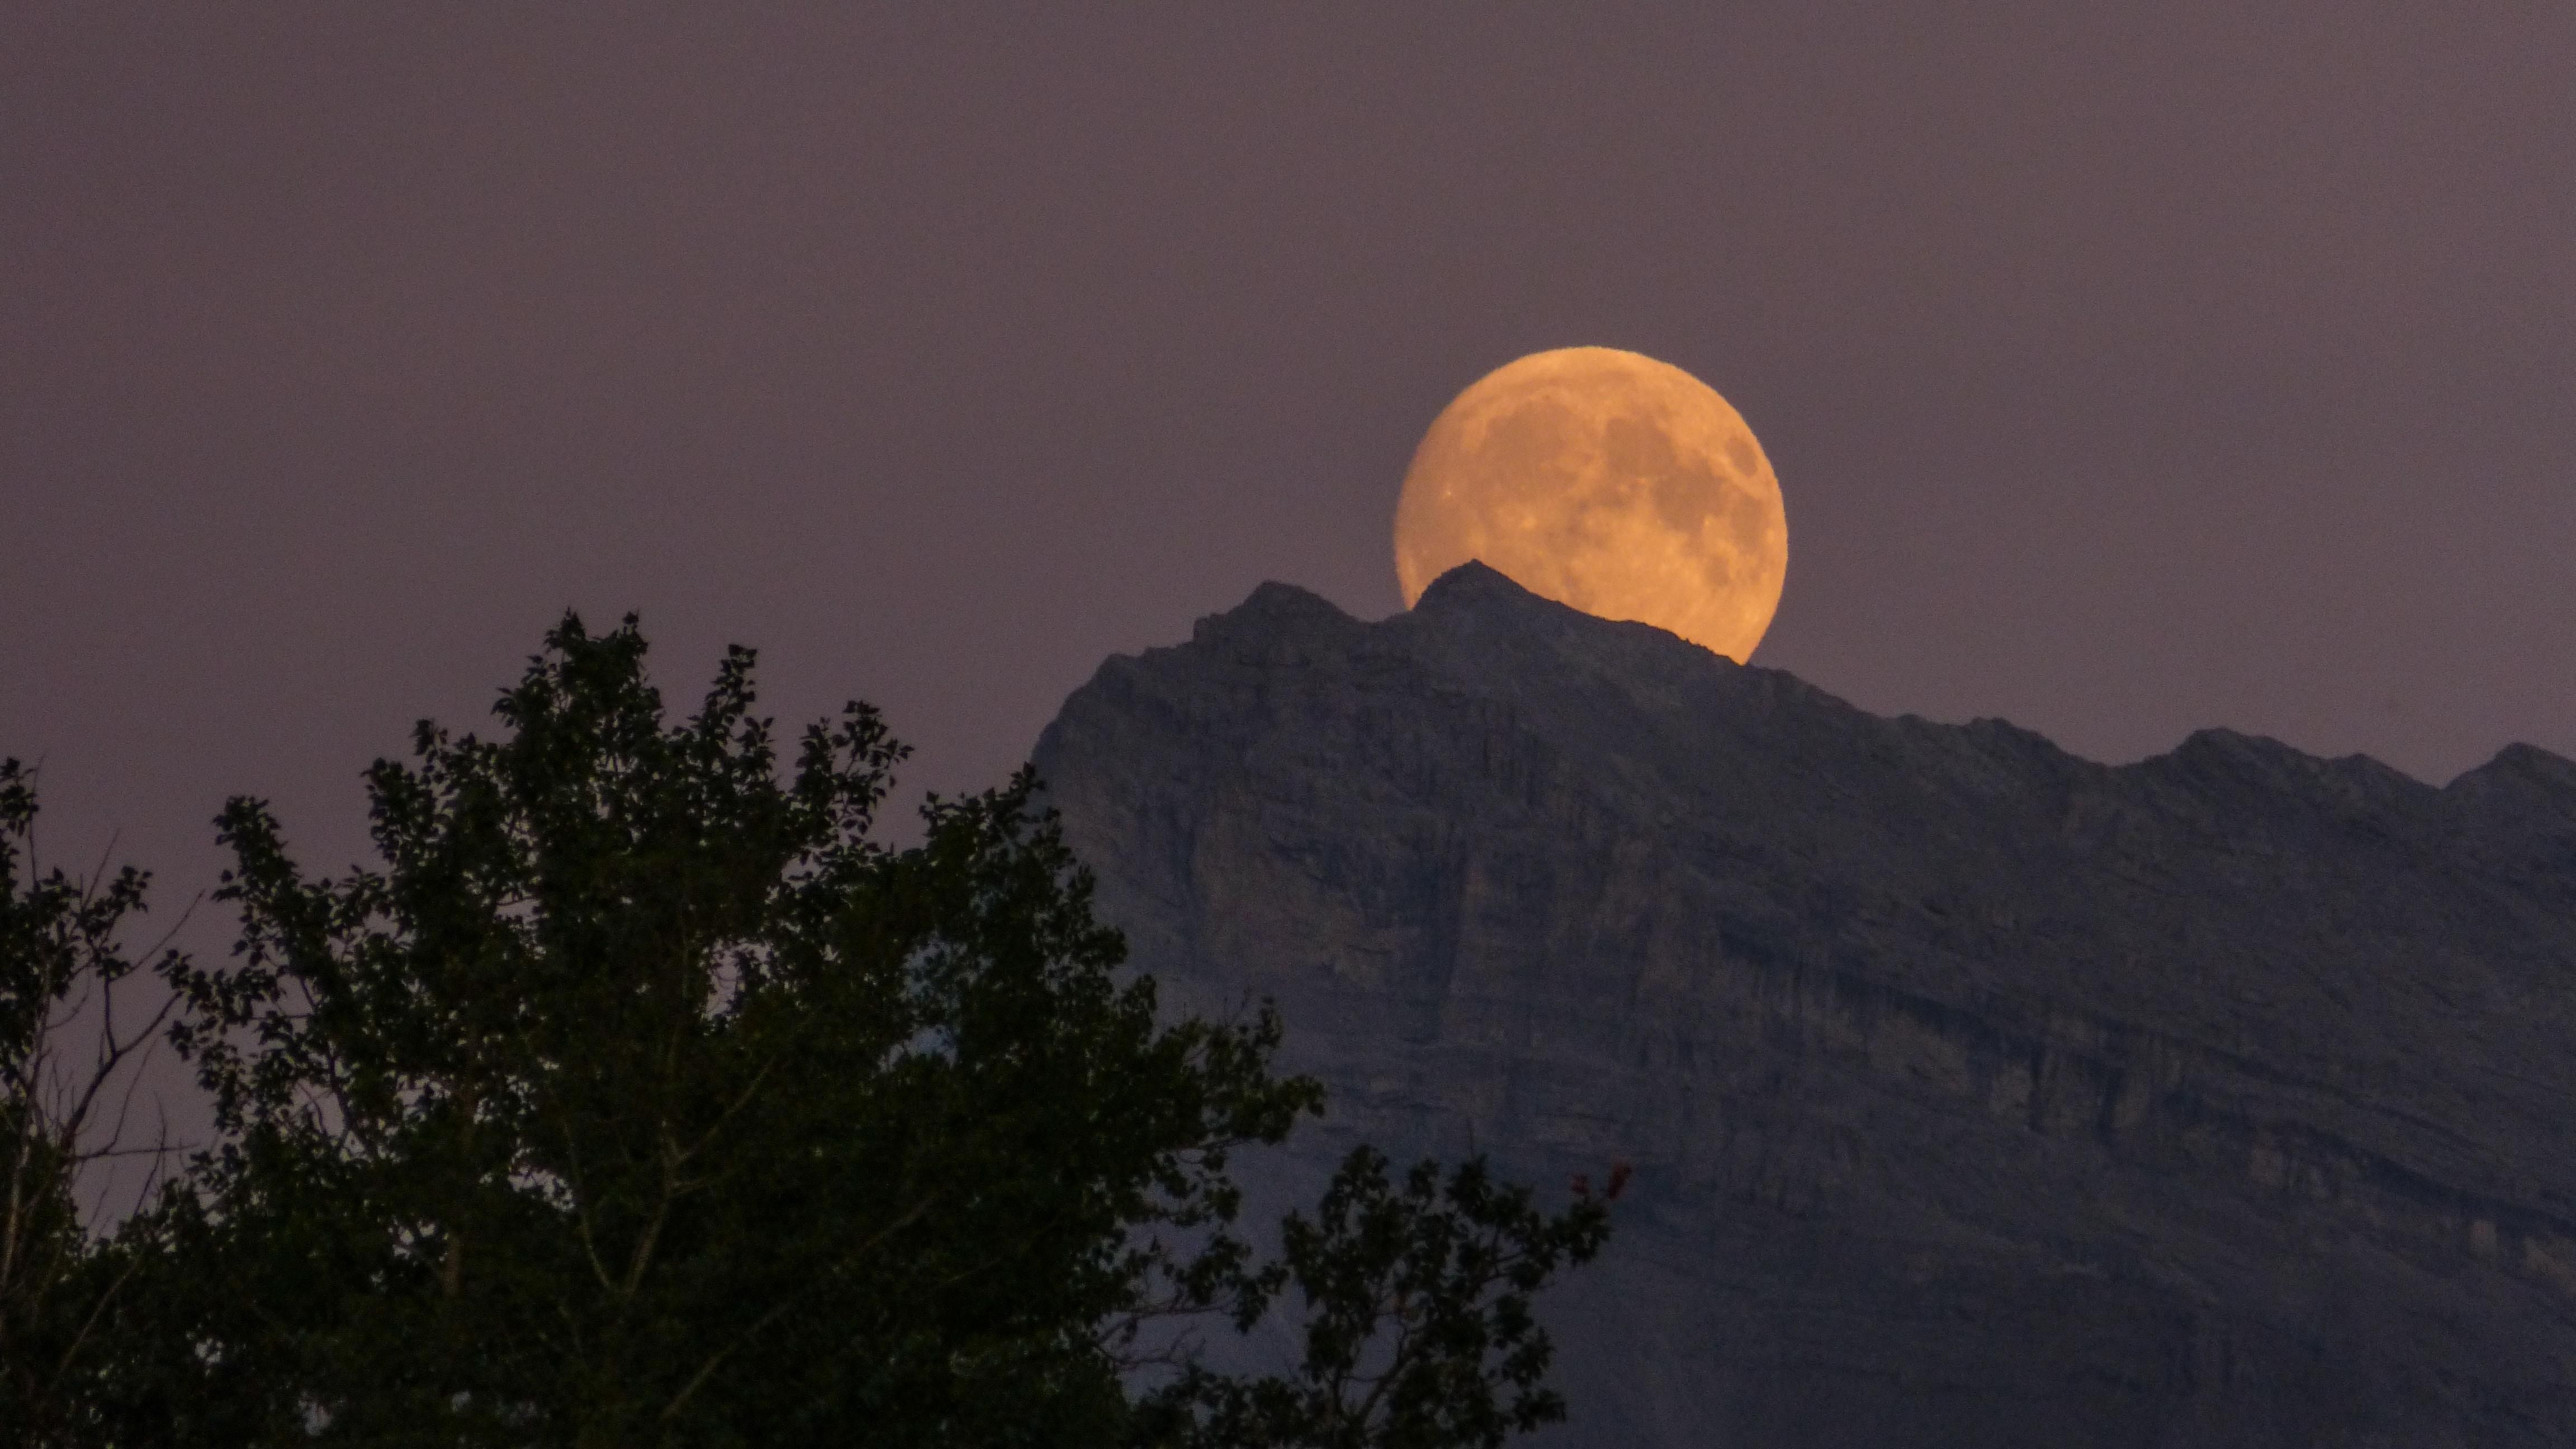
(1394, 347), (1788, 662)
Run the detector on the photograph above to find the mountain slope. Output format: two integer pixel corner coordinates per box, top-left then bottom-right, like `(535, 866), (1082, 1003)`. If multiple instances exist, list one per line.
(1031, 563), (2576, 1448)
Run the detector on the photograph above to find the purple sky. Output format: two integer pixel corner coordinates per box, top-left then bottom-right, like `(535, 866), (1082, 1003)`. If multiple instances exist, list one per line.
(7, 6), (2572, 909)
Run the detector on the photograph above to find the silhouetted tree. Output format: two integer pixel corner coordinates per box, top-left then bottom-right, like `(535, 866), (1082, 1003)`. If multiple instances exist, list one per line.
(1134, 1147), (1611, 1449)
(0, 760), (183, 1447)
(68, 615), (1606, 1447)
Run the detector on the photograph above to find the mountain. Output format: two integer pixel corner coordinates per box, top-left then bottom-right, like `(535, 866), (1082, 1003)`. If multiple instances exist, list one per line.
(1029, 562), (2576, 1448)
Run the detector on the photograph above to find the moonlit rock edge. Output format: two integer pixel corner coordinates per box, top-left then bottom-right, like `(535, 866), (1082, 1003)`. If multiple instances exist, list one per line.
(1033, 563), (2576, 1449)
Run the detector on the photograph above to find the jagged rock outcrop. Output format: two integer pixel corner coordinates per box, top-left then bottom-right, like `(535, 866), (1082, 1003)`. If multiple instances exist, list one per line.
(1030, 562), (2576, 1448)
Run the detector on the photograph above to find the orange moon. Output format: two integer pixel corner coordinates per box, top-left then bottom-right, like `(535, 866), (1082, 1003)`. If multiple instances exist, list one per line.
(1394, 347), (1788, 662)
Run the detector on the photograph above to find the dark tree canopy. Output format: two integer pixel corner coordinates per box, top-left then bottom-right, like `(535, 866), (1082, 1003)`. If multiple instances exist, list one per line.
(1, 759), (181, 1449)
(1137, 1147), (1611, 1449)
(22, 614), (1608, 1448)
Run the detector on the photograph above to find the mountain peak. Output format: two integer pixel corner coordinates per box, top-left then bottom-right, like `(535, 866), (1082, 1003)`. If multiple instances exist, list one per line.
(1032, 579), (2576, 1447)
(1412, 557), (1532, 610)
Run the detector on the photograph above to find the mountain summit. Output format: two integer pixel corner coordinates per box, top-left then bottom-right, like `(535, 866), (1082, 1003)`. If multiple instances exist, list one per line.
(1031, 564), (2576, 1447)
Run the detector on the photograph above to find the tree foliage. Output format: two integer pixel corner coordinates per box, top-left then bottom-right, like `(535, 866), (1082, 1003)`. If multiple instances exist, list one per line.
(27, 614), (1611, 1447)
(0, 760), (182, 1447)
(1139, 1147), (1609, 1449)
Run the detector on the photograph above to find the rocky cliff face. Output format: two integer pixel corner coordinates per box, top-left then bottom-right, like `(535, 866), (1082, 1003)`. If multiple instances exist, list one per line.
(1030, 563), (2576, 1448)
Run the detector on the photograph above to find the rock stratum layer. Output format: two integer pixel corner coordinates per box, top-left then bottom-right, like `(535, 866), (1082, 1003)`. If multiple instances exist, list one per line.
(1030, 564), (2576, 1447)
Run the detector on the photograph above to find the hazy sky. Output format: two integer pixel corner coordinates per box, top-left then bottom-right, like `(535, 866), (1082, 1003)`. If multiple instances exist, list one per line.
(7, 5), (2572, 908)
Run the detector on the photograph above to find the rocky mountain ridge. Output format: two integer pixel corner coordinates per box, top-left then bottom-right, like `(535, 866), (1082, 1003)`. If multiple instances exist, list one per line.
(1031, 563), (2576, 1447)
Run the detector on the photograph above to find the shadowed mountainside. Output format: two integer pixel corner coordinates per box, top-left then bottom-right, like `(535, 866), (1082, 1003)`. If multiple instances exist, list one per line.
(1031, 563), (2576, 1448)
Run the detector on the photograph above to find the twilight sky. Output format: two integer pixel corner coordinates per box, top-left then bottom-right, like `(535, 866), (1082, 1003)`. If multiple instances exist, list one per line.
(6, 5), (2573, 905)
